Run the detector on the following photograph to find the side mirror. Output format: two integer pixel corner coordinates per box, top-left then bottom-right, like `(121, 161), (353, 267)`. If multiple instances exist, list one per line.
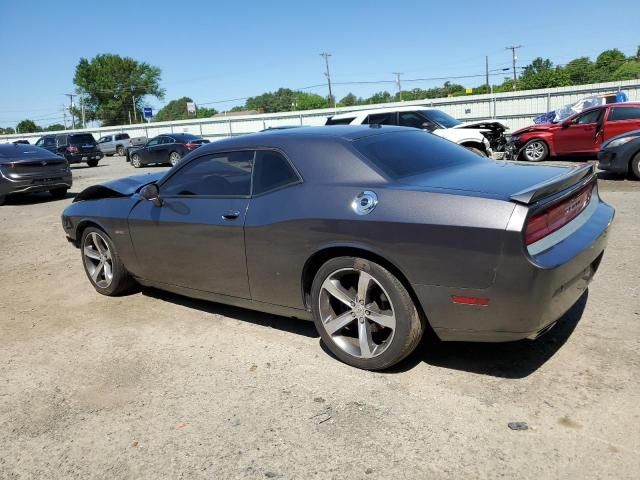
(421, 122), (437, 132)
(561, 119), (572, 128)
(140, 183), (163, 207)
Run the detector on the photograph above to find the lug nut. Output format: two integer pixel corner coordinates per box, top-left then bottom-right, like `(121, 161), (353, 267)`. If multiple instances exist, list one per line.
(365, 310), (371, 316)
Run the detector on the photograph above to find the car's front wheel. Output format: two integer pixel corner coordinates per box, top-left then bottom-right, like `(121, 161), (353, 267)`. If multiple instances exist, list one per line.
(87, 159), (99, 167)
(169, 151), (181, 166)
(311, 256), (424, 370)
(521, 139), (549, 162)
(630, 152), (640, 180)
(81, 227), (135, 296)
(131, 154), (142, 168)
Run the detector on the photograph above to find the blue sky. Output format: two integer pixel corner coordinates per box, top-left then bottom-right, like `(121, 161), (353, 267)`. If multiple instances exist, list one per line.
(1, 0), (639, 127)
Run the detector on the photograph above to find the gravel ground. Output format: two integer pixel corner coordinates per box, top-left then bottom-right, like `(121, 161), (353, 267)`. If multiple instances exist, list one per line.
(1, 155), (639, 480)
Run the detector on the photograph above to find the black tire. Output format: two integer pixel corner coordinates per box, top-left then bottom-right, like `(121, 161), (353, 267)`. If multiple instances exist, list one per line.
(87, 159), (99, 167)
(116, 145), (125, 156)
(131, 154), (143, 168)
(169, 151), (181, 166)
(465, 146), (487, 157)
(80, 227), (136, 296)
(106, 153), (114, 157)
(630, 152), (640, 180)
(311, 256), (424, 371)
(520, 139), (549, 162)
(49, 187), (68, 199)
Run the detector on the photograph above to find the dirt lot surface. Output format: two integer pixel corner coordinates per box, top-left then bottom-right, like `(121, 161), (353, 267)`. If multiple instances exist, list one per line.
(1, 156), (639, 479)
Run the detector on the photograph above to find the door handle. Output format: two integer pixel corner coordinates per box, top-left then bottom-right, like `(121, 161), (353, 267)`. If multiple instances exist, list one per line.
(222, 210), (240, 221)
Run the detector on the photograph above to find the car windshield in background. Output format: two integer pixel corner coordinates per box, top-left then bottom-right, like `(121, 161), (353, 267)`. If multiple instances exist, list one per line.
(326, 117), (356, 125)
(70, 134), (96, 144)
(354, 130), (481, 179)
(422, 110), (461, 128)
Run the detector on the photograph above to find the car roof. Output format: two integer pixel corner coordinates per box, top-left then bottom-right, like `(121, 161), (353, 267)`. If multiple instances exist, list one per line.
(329, 105), (436, 119)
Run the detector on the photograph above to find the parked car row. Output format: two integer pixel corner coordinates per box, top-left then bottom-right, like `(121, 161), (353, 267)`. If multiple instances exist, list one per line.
(35, 133), (104, 167)
(127, 133), (210, 167)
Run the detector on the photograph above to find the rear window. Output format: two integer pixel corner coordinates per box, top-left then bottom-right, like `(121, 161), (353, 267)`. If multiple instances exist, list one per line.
(353, 130), (482, 180)
(69, 134), (96, 144)
(326, 117), (355, 125)
(115, 133), (130, 140)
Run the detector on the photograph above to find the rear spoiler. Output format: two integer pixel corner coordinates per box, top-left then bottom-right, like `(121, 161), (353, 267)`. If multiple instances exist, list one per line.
(510, 163), (595, 205)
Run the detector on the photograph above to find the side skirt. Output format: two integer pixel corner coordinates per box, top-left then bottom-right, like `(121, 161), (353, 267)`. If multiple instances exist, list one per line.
(134, 277), (314, 321)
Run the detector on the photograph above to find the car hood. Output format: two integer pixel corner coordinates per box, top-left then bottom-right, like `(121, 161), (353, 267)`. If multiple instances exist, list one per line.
(451, 119), (509, 131)
(398, 159), (578, 201)
(512, 123), (560, 136)
(73, 172), (165, 202)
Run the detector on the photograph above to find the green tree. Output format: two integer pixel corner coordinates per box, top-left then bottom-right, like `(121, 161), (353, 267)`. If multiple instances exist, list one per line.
(16, 119), (40, 133)
(154, 97), (217, 122)
(518, 58), (571, 89)
(594, 49), (627, 80)
(338, 93), (360, 106)
(73, 54), (165, 126)
(366, 91), (393, 104)
(295, 92), (328, 110)
(0, 127), (16, 135)
(46, 123), (66, 131)
(563, 57), (596, 84)
(612, 61), (640, 80)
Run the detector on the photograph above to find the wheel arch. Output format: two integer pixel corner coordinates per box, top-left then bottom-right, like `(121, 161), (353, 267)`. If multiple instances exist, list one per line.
(300, 245), (429, 326)
(459, 141), (489, 154)
(75, 218), (109, 243)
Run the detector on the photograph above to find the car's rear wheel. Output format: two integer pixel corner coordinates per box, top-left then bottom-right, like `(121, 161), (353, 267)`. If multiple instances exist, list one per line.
(81, 227), (135, 296)
(169, 151), (181, 166)
(49, 187), (68, 199)
(521, 140), (549, 162)
(630, 152), (640, 180)
(131, 154), (142, 168)
(311, 256), (424, 370)
(87, 159), (99, 167)
(116, 145), (125, 156)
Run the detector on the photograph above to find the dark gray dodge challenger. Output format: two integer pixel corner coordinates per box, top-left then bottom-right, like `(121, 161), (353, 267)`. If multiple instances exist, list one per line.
(61, 126), (614, 370)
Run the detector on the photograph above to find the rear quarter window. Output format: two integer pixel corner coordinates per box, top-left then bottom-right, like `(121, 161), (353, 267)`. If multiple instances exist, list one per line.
(354, 130), (483, 180)
(609, 106), (640, 121)
(326, 117), (356, 125)
(69, 134), (96, 144)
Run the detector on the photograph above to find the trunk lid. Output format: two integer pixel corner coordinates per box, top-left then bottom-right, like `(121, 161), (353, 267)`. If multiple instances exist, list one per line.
(398, 160), (594, 204)
(0, 144), (68, 178)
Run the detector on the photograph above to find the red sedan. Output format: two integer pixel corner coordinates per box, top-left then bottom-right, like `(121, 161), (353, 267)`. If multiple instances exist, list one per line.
(509, 102), (640, 161)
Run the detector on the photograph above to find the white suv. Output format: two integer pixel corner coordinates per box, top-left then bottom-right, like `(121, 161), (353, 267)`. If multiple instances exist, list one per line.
(326, 106), (508, 157)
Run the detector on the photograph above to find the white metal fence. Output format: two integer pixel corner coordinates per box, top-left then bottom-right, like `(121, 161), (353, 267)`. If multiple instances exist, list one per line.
(3, 79), (639, 144)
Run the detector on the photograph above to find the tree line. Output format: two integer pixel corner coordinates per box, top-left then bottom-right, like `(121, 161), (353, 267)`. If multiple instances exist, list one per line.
(3, 46), (639, 134)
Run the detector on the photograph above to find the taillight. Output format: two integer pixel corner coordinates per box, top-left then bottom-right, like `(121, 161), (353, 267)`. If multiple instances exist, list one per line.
(183, 143), (199, 150)
(525, 184), (594, 245)
(67, 145), (78, 153)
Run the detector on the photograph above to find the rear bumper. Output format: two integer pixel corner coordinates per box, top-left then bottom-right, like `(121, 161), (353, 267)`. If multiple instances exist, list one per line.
(65, 152), (103, 164)
(414, 198), (614, 342)
(597, 149), (630, 175)
(0, 172), (73, 196)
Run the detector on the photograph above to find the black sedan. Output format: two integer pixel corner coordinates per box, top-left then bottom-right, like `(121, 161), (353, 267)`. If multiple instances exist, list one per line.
(61, 126), (613, 370)
(128, 133), (209, 168)
(598, 129), (640, 179)
(0, 143), (72, 205)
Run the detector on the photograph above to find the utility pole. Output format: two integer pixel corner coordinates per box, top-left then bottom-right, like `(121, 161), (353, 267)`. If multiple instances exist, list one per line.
(505, 45), (523, 91)
(320, 53), (334, 108)
(485, 56), (490, 93)
(64, 93), (76, 129)
(62, 105), (68, 129)
(393, 72), (403, 101)
(132, 96), (138, 122)
(80, 97), (86, 129)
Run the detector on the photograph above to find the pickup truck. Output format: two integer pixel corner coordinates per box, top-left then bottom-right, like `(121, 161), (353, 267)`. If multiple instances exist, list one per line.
(97, 133), (131, 156)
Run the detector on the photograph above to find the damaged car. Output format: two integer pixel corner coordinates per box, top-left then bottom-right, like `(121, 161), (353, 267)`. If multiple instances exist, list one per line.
(61, 126), (613, 370)
(326, 106), (509, 157)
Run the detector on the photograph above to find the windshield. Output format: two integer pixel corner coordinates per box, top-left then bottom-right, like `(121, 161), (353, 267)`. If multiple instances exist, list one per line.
(353, 130), (482, 180)
(421, 110), (461, 128)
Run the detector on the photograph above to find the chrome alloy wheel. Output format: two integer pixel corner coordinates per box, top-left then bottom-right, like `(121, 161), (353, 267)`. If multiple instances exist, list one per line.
(83, 232), (114, 288)
(319, 268), (396, 359)
(169, 152), (181, 166)
(524, 141), (546, 161)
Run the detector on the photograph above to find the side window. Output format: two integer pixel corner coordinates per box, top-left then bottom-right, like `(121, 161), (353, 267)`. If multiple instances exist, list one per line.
(161, 151), (254, 197)
(575, 109), (603, 125)
(399, 112), (427, 129)
(45, 137), (56, 147)
(609, 106), (640, 121)
(56, 135), (68, 147)
(35, 138), (44, 146)
(253, 150), (300, 195)
(162, 136), (175, 144)
(147, 137), (160, 146)
(363, 112), (396, 125)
